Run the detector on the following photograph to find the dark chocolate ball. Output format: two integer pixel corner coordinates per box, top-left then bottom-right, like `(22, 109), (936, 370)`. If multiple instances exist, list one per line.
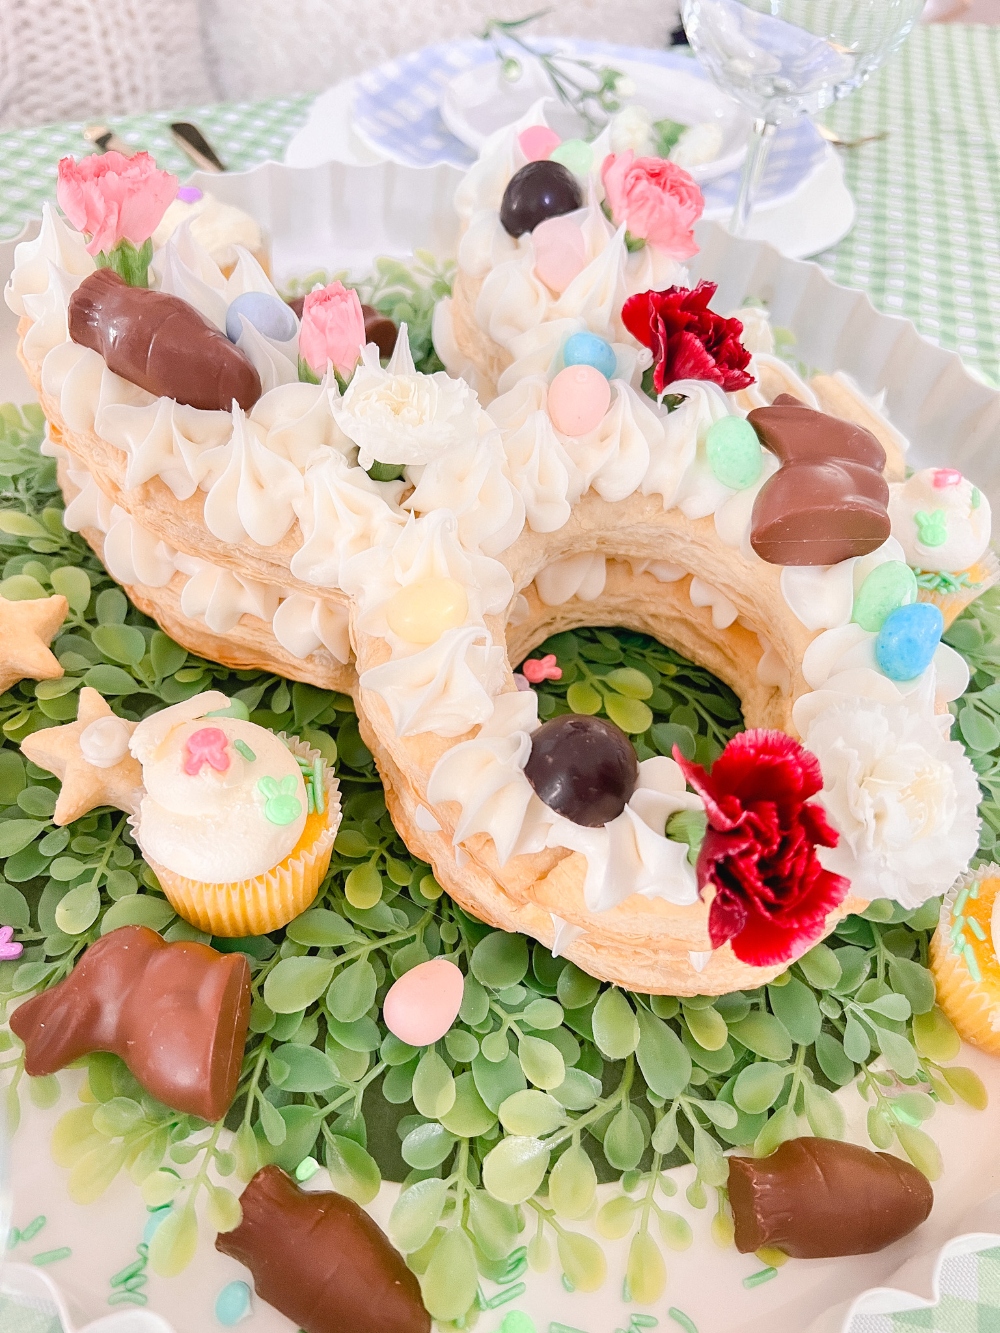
(500, 161), (584, 238)
(524, 714), (638, 827)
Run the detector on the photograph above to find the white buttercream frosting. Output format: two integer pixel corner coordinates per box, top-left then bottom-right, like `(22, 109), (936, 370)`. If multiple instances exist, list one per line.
(291, 451), (405, 590)
(272, 593), (352, 663)
(535, 553), (607, 606)
(130, 699), (307, 882)
(779, 537), (909, 632)
(80, 715), (132, 769)
(5, 203), (95, 320)
(360, 625), (507, 738)
(175, 552), (281, 635)
(202, 405), (304, 547)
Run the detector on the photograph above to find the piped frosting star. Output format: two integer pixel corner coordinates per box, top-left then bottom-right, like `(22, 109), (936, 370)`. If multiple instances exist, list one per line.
(0, 593), (68, 695)
(21, 686), (144, 825)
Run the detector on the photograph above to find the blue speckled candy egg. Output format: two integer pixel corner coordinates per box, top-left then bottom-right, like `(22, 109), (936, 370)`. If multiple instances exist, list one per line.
(215, 1280), (253, 1326)
(875, 602), (944, 681)
(563, 331), (617, 381)
(225, 291), (297, 345)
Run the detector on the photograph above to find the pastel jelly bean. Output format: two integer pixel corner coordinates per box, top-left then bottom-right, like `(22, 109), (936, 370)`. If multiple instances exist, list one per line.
(548, 364), (611, 437)
(385, 577), (469, 644)
(563, 331), (617, 380)
(533, 215), (587, 293)
(518, 125), (561, 162)
(382, 957), (465, 1046)
(851, 561), (918, 633)
(215, 1280), (253, 1326)
(550, 138), (594, 176)
(875, 602), (944, 681)
(705, 417), (763, 491)
(225, 291), (298, 345)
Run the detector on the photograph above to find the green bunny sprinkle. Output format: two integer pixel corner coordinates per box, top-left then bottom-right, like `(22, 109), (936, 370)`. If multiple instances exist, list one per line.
(257, 775), (303, 826)
(915, 508), (948, 547)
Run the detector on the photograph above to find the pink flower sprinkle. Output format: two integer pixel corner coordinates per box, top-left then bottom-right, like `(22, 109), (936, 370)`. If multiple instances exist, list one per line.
(522, 654), (562, 684)
(0, 926), (23, 962)
(183, 727), (230, 776)
(932, 468), (963, 488)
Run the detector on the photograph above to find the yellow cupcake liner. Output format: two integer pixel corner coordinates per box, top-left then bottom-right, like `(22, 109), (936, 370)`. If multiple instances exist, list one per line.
(917, 549), (999, 629)
(151, 735), (341, 938)
(929, 865), (1000, 1055)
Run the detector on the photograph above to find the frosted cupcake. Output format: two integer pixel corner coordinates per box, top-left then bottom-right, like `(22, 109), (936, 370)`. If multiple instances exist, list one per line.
(888, 467), (997, 626)
(129, 691), (340, 936)
(151, 186), (268, 276)
(930, 867), (1000, 1055)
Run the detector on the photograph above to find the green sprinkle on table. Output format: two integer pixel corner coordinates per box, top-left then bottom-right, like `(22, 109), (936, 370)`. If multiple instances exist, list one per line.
(667, 1311), (698, 1333)
(743, 1267), (778, 1289)
(17, 1215), (46, 1244)
(31, 1247), (71, 1266)
(500, 1313), (536, 1333)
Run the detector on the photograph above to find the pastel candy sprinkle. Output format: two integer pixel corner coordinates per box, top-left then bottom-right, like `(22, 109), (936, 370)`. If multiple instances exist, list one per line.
(257, 775), (303, 826)
(522, 654), (562, 683)
(385, 576), (469, 645)
(176, 185), (203, 203)
(851, 560), (918, 632)
(914, 508), (948, 547)
(932, 468), (963, 488)
(500, 1313), (536, 1333)
(518, 126), (561, 161)
(226, 290), (298, 345)
(550, 138), (594, 176)
(563, 331), (617, 380)
(533, 215), (587, 293)
(295, 1155), (320, 1182)
(183, 726), (230, 776)
(0, 924), (23, 961)
(382, 957), (465, 1046)
(875, 601), (944, 681)
(705, 417), (763, 491)
(143, 1206), (171, 1244)
(548, 364), (611, 437)
(215, 1280), (253, 1326)
(233, 738), (256, 762)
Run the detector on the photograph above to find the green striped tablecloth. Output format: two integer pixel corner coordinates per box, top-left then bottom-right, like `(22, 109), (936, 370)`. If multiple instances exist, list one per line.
(0, 25), (997, 386)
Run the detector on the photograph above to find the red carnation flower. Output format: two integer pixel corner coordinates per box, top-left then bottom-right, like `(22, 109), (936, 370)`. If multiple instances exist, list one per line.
(622, 280), (755, 396)
(672, 729), (849, 967)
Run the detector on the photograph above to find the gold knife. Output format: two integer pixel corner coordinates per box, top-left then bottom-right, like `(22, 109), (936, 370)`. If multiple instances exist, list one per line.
(83, 124), (135, 155)
(169, 122), (227, 173)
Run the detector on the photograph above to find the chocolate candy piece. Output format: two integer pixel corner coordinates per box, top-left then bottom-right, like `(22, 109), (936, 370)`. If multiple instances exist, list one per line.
(525, 714), (638, 827)
(361, 303), (399, 359)
(500, 161), (583, 238)
(69, 268), (262, 412)
(749, 394), (890, 566)
(217, 1166), (429, 1333)
(728, 1137), (933, 1259)
(9, 925), (249, 1122)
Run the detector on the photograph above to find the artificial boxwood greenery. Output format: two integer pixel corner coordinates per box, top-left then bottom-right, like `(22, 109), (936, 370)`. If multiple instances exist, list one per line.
(0, 403), (991, 1320)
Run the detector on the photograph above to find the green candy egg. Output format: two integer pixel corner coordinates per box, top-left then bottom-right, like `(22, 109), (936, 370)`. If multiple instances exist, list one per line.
(705, 417), (763, 491)
(851, 560), (918, 632)
(550, 138), (594, 177)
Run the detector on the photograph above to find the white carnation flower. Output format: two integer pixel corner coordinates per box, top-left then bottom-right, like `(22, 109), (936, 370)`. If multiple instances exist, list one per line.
(802, 698), (981, 909)
(609, 104), (656, 156)
(335, 332), (484, 469)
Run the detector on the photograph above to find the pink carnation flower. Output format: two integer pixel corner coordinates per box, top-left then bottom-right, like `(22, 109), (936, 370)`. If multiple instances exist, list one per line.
(299, 281), (367, 379)
(600, 151), (704, 259)
(56, 152), (178, 257)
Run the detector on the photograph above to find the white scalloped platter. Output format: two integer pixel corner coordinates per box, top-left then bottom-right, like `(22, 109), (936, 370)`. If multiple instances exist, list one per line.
(3, 157), (1000, 1333)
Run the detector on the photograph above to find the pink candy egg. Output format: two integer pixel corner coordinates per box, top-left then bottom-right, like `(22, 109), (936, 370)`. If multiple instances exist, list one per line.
(533, 216), (587, 294)
(518, 125), (561, 162)
(382, 957), (465, 1047)
(548, 365), (612, 437)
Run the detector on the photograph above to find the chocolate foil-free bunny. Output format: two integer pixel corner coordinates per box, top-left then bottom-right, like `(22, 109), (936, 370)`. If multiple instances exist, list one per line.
(749, 394), (891, 565)
(10, 925), (250, 1121)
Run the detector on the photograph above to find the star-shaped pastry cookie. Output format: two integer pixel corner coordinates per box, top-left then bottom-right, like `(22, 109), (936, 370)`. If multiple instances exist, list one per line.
(21, 687), (144, 825)
(0, 593), (68, 695)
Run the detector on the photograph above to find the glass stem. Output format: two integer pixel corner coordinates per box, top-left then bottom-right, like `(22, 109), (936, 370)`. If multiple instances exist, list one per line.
(730, 117), (778, 238)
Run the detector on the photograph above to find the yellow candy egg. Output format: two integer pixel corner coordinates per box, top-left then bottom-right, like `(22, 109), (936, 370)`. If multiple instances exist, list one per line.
(385, 577), (469, 644)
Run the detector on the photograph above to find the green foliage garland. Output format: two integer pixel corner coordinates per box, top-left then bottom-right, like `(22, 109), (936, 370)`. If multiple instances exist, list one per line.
(0, 404), (991, 1319)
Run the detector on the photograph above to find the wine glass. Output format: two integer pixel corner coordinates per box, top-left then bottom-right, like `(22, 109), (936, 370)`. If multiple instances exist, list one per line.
(680, 0), (926, 235)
